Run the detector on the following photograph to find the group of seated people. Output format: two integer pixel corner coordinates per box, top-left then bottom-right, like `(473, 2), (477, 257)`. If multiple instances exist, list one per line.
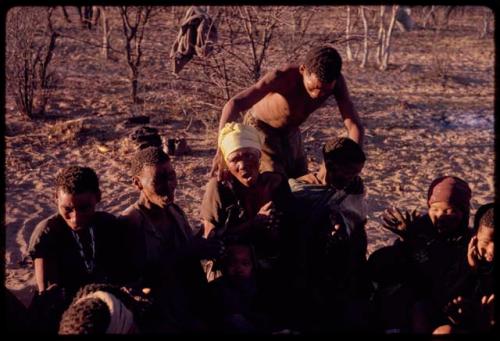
(7, 123), (495, 334)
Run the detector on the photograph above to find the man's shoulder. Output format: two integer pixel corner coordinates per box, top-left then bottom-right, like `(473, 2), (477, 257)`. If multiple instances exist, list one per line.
(32, 213), (64, 236)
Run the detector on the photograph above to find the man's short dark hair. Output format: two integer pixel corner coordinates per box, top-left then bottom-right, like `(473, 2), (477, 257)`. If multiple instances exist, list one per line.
(304, 45), (342, 83)
(323, 137), (366, 165)
(131, 146), (170, 176)
(55, 166), (100, 195)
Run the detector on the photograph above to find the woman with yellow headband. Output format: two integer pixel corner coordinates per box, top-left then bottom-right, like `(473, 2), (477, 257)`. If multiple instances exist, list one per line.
(201, 122), (297, 275)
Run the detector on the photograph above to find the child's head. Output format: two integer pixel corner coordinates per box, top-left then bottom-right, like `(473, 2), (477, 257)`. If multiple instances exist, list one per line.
(474, 204), (494, 263)
(131, 147), (177, 208)
(59, 284), (137, 334)
(322, 137), (365, 189)
(300, 45), (342, 99)
(55, 166), (101, 231)
(427, 176), (471, 235)
(222, 243), (255, 282)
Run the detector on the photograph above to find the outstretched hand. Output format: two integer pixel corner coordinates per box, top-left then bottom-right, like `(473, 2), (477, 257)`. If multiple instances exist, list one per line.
(381, 207), (420, 239)
(255, 201), (283, 233)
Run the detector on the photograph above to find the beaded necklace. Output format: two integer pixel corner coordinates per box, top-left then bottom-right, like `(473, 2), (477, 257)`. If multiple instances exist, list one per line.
(71, 226), (96, 274)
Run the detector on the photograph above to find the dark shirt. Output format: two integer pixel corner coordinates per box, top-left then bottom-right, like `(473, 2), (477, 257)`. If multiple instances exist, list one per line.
(28, 212), (125, 297)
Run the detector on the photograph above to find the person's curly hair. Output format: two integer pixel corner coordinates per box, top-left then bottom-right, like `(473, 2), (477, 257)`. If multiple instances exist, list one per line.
(322, 137), (365, 165)
(55, 166), (100, 194)
(58, 283), (147, 334)
(475, 203), (494, 232)
(131, 146), (170, 176)
(304, 45), (342, 83)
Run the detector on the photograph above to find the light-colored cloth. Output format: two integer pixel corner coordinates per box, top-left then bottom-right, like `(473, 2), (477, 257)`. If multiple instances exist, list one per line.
(76, 291), (135, 334)
(427, 176), (471, 211)
(170, 6), (217, 74)
(218, 122), (262, 161)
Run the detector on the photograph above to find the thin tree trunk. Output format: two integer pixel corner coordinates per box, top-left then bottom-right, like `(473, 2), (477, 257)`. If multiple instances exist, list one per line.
(346, 6), (353, 62)
(360, 6), (368, 68)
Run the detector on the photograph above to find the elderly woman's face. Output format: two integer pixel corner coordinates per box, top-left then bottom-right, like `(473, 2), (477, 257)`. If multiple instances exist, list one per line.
(226, 147), (260, 187)
(428, 201), (464, 234)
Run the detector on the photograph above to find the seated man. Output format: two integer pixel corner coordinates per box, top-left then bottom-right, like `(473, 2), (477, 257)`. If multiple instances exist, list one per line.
(119, 146), (223, 332)
(28, 166), (126, 333)
(288, 137), (370, 332)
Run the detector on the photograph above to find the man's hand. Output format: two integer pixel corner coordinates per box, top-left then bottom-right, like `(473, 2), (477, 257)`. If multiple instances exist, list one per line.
(381, 207), (420, 239)
(467, 236), (480, 269)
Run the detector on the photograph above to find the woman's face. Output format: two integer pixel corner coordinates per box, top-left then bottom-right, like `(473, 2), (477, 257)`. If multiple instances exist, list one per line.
(428, 201), (464, 234)
(226, 147), (261, 187)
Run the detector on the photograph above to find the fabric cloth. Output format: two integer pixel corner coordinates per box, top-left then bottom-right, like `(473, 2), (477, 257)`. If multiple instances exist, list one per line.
(427, 176), (471, 211)
(76, 291), (135, 334)
(218, 122), (262, 160)
(170, 6), (217, 74)
(243, 111), (307, 178)
(28, 212), (126, 297)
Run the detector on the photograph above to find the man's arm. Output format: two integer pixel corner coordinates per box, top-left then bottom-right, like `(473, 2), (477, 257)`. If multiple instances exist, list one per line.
(333, 74), (365, 147)
(218, 67), (291, 131)
(34, 258), (58, 293)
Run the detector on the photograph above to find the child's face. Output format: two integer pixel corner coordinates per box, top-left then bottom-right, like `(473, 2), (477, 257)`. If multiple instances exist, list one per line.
(226, 147), (260, 187)
(325, 161), (363, 189)
(428, 201), (464, 234)
(137, 160), (177, 208)
(302, 70), (336, 99)
(57, 189), (99, 231)
(225, 245), (254, 281)
(476, 227), (494, 263)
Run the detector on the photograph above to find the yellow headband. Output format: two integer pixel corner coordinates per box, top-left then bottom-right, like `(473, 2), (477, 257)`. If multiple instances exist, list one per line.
(218, 122), (262, 160)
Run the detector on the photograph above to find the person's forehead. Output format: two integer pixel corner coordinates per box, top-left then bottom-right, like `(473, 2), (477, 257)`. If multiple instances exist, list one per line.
(228, 148), (259, 159)
(57, 190), (97, 203)
(477, 228), (494, 240)
(429, 201), (458, 210)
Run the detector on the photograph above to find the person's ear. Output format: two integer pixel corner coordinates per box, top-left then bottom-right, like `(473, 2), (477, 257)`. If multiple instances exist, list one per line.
(299, 64), (306, 75)
(54, 189), (60, 205)
(132, 176), (143, 191)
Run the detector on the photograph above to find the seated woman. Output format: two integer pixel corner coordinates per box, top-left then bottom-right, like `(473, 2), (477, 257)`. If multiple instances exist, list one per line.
(201, 122), (297, 277)
(371, 175), (473, 333)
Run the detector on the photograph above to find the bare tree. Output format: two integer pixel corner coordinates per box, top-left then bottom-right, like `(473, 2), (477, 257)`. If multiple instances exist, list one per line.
(119, 6), (153, 105)
(6, 7), (58, 118)
(359, 6), (369, 68)
(345, 6), (354, 62)
(98, 6), (111, 59)
(376, 5), (398, 71)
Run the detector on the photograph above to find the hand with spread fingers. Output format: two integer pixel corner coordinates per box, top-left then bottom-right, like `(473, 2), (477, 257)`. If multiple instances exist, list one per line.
(255, 201), (283, 233)
(381, 207), (420, 240)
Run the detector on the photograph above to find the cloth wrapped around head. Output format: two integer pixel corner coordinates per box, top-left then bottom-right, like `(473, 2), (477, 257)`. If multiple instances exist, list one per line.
(427, 176), (472, 213)
(218, 122), (262, 161)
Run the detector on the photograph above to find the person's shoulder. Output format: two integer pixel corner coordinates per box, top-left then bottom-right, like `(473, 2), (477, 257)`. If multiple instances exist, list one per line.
(267, 65), (299, 81)
(94, 211), (118, 223)
(118, 204), (143, 227)
(32, 213), (63, 236)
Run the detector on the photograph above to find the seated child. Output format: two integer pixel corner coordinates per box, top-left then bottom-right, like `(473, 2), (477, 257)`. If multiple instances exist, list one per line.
(433, 203), (495, 334)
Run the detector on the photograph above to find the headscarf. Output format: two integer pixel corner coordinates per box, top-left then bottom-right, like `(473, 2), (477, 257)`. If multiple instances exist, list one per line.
(75, 291), (135, 334)
(218, 122), (262, 161)
(427, 176), (472, 213)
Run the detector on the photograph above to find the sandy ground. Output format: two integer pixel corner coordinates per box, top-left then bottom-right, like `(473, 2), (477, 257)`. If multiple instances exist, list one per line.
(4, 6), (495, 307)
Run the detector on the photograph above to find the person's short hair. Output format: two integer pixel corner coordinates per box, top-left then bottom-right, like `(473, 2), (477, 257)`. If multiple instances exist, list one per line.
(322, 137), (366, 165)
(476, 203), (494, 232)
(304, 45), (342, 83)
(131, 146), (170, 176)
(55, 166), (100, 195)
(58, 283), (141, 335)
(59, 296), (110, 334)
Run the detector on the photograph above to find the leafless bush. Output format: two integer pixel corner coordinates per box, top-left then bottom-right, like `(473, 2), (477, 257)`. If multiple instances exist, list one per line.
(119, 6), (153, 106)
(6, 7), (58, 118)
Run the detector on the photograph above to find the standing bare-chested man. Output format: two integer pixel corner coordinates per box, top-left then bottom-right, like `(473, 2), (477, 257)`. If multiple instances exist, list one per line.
(210, 45), (364, 179)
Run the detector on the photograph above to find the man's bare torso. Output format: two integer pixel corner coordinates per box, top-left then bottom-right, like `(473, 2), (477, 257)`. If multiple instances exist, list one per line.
(251, 66), (333, 130)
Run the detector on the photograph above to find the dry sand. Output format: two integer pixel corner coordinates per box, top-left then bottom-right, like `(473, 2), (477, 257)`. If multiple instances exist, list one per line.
(4, 7), (495, 307)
